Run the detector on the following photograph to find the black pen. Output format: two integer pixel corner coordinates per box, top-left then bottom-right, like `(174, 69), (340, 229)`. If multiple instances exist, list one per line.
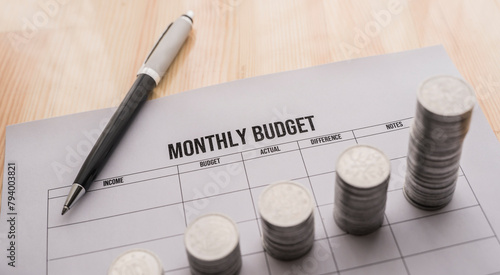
(61, 11), (194, 215)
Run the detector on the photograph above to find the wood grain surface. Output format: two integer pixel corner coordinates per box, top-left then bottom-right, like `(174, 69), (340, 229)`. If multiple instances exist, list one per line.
(1, 0), (500, 204)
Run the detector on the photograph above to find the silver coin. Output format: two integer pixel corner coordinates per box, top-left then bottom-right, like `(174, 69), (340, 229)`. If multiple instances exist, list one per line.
(258, 181), (315, 261)
(258, 181), (314, 227)
(404, 183), (455, 210)
(185, 213), (239, 261)
(336, 145), (391, 189)
(184, 213), (242, 274)
(334, 145), (390, 235)
(417, 75), (475, 117)
(415, 101), (473, 124)
(404, 75), (474, 210)
(108, 249), (163, 275)
(262, 231), (315, 261)
(262, 215), (314, 241)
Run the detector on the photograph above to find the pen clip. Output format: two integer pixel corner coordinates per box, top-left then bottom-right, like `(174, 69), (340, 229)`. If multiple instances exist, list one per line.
(142, 22), (173, 65)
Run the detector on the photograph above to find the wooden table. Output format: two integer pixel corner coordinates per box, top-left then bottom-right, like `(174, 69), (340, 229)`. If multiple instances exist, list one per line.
(1, 0), (500, 204)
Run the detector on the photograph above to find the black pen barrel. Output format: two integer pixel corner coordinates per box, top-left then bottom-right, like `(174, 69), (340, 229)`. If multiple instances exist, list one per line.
(73, 74), (157, 190)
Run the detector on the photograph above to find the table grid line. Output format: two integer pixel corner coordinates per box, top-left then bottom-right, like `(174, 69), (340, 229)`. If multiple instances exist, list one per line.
(47, 233), (185, 262)
(336, 258), (404, 275)
(402, 235), (497, 258)
(48, 174), (179, 200)
(176, 165), (187, 227)
(385, 213), (411, 275)
(48, 201), (185, 229)
(356, 126), (411, 140)
(459, 166), (500, 245)
(351, 130), (359, 144)
(297, 140), (340, 273)
(239, 151), (273, 275)
(46, 189), (50, 275)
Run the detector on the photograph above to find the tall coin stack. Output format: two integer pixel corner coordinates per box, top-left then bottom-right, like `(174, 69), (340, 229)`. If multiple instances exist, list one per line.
(334, 145), (390, 235)
(184, 213), (242, 275)
(258, 181), (315, 260)
(404, 75), (475, 210)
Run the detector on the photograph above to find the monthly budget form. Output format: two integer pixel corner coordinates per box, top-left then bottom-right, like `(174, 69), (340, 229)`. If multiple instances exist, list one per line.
(2, 46), (500, 275)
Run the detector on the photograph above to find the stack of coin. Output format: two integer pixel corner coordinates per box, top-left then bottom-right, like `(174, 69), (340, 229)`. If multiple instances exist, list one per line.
(184, 213), (242, 275)
(258, 181), (315, 260)
(404, 75), (475, 210)
(108, 249), (163, 275)
(334, 145), (390, 235)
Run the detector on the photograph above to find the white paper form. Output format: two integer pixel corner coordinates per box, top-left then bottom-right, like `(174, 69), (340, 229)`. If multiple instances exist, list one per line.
(2, 46), (500, 275)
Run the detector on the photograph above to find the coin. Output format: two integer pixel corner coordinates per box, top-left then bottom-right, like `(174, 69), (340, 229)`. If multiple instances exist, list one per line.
(258, 181), (315, 260)
(259, 181), (314, 227)
(184, 213), (242, 275)
(404, 75), (474, 210)
(108, 249), (163, 275)
(334, 145), (390, 235)
(336, 145), (391, 189)
(417, 75), (475, 117)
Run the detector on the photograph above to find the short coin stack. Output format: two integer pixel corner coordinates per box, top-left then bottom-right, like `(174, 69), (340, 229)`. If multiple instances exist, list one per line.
(184, 213), (242, 275)
(404, 75), (475, 210)
(258, 181), (315, 260)
(334, 145), (390, 235)
(108, 249), (163, 275)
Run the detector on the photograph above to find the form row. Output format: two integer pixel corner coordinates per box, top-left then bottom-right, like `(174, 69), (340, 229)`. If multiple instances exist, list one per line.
(48, 125), (411, 201)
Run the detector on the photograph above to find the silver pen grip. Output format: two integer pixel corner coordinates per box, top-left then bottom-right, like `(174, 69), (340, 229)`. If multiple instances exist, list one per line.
(138, 14), (193, 85)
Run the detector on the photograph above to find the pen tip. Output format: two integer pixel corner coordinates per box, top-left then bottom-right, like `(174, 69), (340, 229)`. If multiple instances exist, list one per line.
(61, 206), (69, 215)
(186, 10), (194, 20)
